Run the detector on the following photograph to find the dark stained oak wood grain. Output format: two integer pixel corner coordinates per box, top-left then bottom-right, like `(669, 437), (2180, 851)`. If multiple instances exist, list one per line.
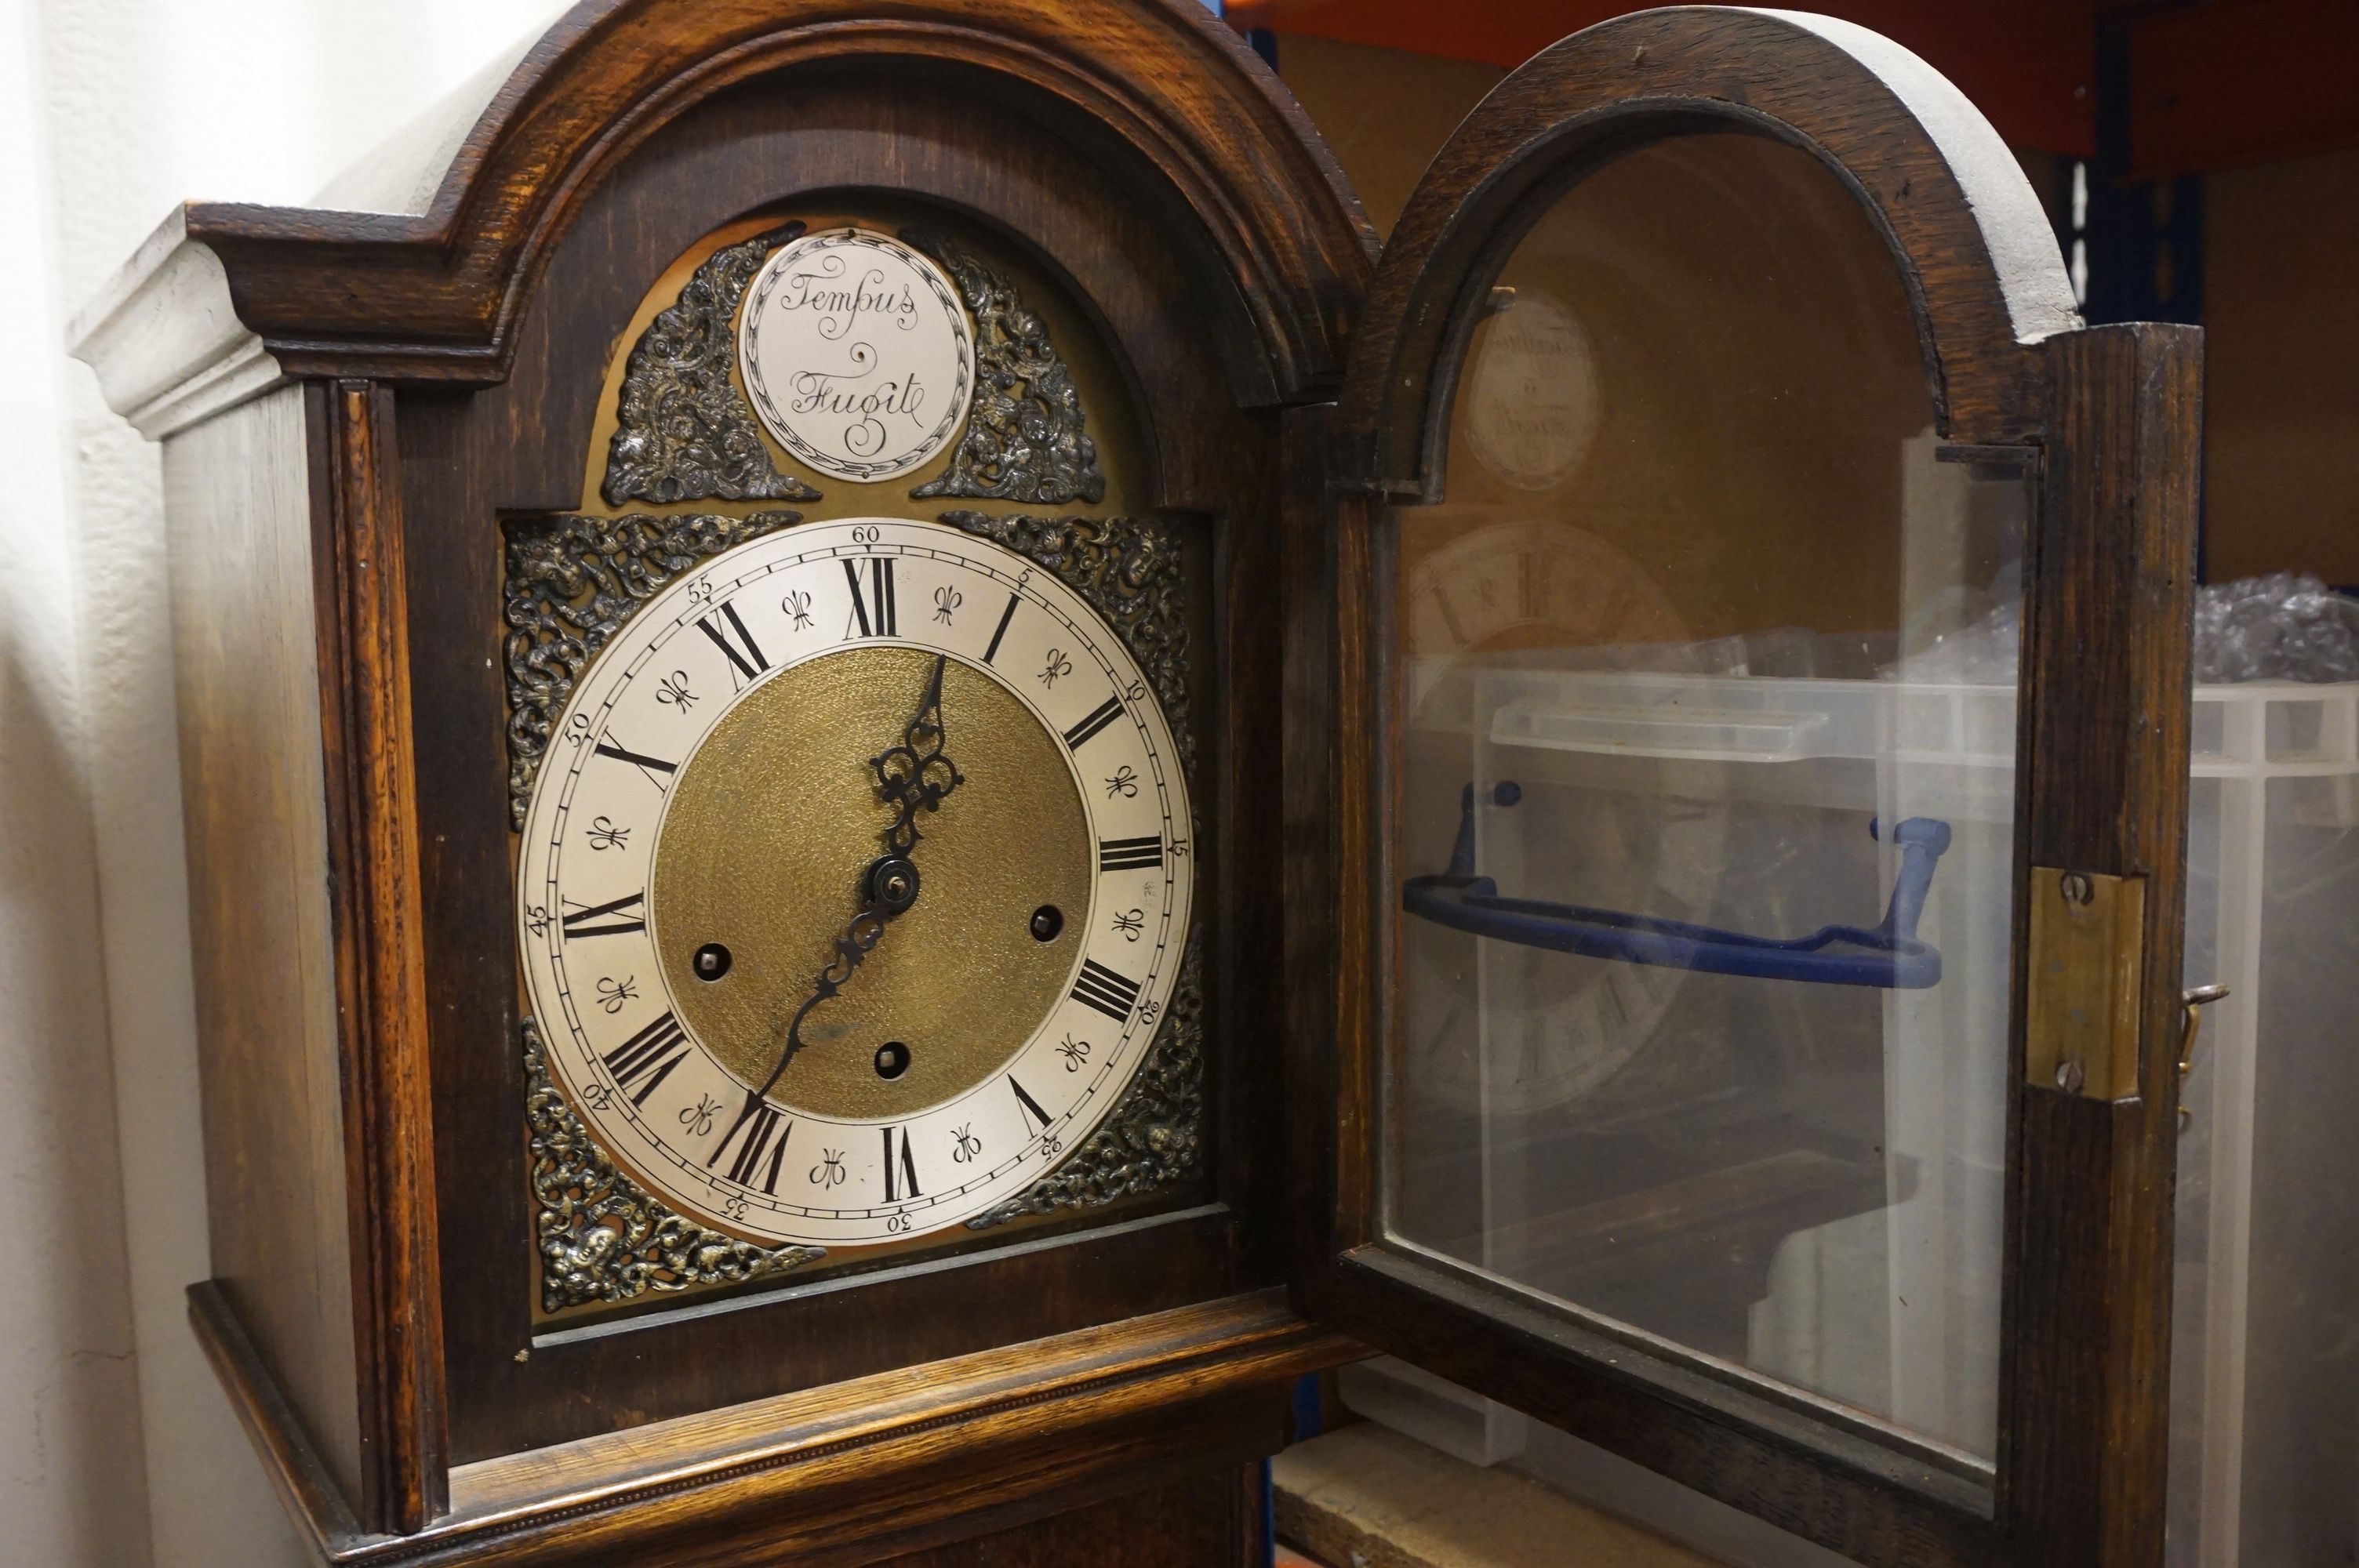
(313, 382), (451, 1531)
(2000, 323), (2201, 1568)
(165, 385), (366, 1518)
(75, 0), (1375, 412)
(193, 1281), (1352, 1567)
(85, 1), (1373, 1557)
(876, 1464), (1266, 1568)
(1334, 8), (2079, 494)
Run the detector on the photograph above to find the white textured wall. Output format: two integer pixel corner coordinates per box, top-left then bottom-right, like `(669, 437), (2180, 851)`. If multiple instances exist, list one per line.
(1, 3), (558, 1565)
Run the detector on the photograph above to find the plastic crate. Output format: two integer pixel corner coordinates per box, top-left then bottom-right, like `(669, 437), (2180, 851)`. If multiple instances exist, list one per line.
(1363, 669), (2359, 1565)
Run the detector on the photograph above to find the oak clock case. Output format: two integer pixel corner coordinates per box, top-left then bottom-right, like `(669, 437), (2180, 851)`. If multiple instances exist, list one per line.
(419, 78), (1316, 1472)
(67, 0), (1375, 1555)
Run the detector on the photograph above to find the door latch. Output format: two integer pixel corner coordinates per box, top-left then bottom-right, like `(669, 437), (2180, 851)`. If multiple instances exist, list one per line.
(2176, 983), (2230, 1125)
(2025, 866), (2147, 1101)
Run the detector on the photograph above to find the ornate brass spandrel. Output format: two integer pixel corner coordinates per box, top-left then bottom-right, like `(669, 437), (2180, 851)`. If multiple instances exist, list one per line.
(525, 1017), (823, 1313)
(968, 930), (1205, 1229)
(503, 509), (799, 829)
(602, 222), (824, 507)
(907, 232), (1107, 506)
(936, 510), (1194, 782)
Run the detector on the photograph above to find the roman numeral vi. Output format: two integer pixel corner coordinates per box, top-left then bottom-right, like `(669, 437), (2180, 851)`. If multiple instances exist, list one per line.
(882, 1125), (921, 1201)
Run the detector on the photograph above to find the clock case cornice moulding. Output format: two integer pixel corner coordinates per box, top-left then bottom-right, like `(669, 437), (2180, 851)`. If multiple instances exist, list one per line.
(67, 0), (1375, 438)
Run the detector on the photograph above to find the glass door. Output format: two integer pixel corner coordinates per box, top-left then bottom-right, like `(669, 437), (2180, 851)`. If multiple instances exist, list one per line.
(1287, 12), (2201, 1566)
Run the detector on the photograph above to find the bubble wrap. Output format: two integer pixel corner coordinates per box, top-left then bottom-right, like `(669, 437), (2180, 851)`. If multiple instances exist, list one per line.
(2190, 572), (2359, 684)
(1891, 572), (2359, 685)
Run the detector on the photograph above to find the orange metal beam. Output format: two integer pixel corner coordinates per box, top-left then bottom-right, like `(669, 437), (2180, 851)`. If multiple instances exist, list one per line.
(1224, 0), (2101, 154)
(2127, 0), (2359, 178)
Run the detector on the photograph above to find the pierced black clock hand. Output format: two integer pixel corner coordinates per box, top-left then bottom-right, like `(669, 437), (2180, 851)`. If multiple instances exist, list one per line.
(747, 655), (963, 1105)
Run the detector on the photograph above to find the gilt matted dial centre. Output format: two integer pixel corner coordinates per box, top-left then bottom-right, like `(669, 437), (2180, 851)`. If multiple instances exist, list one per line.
(517, 520), (1192, 1244)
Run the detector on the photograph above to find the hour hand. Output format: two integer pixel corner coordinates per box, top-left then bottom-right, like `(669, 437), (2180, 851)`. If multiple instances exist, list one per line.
(871, 653), (963, 851)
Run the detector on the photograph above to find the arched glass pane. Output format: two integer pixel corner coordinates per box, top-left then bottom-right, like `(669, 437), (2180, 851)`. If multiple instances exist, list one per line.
(1385, 131), (2030, 1462)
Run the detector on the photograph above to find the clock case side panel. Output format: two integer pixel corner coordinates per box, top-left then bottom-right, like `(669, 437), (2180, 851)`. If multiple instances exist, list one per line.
(401, 59), (1359, 1465)
(1297, 10), (2196, 1568)
(163, 378), (448, 1539)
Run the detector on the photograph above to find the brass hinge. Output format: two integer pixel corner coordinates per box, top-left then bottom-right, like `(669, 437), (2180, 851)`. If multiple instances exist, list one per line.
(2026, 866), (2148, 1101)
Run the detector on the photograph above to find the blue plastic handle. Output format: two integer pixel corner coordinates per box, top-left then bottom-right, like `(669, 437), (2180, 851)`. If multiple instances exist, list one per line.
(1401, 785), (1951, 989)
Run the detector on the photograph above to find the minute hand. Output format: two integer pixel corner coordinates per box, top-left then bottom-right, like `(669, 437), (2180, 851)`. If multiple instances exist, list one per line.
(751, 655), (964, 1101)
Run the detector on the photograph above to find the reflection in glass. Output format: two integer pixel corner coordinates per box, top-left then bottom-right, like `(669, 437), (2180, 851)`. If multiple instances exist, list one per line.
(1386, 133), (2029, 1462)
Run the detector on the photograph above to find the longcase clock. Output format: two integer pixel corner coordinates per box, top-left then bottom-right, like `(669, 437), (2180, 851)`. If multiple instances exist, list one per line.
(73, 5), (2201, 1566)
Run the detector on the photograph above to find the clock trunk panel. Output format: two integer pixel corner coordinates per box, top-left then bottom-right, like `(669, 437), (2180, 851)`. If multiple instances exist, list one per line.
(397, 71), (1283, 1462)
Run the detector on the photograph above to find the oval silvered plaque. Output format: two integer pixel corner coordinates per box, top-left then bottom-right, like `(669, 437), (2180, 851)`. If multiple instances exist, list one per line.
(739, 228), (976, 485)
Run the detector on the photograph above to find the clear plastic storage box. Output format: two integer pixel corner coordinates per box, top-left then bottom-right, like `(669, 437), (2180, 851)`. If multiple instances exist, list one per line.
(1366, 662), (2359, 1566)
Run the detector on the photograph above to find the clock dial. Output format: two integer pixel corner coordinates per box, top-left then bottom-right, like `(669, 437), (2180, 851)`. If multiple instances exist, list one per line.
(517, 519), (1192, 1245)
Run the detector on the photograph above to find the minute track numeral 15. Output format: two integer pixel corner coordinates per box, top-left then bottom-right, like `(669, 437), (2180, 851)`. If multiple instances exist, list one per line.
(844, 557), (897, 637)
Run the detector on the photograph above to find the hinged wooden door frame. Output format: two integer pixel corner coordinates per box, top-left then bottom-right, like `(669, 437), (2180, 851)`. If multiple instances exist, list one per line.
(1284, 10), (2201, 1566)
